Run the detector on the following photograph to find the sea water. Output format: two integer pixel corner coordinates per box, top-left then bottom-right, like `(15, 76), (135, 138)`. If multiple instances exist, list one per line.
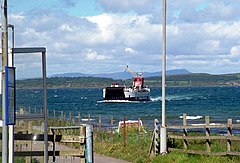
(15, 86), (240, 128)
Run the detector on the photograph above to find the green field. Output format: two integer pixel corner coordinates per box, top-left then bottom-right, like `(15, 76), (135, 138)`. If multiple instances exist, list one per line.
(94, 128), (240, 163)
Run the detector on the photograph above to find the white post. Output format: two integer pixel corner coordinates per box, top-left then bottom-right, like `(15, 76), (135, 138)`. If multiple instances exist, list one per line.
(2, 0), (9, 162)
(160, 0), (167, 154)
(8, 125), (13, 163)
(86, 125), (93, 163)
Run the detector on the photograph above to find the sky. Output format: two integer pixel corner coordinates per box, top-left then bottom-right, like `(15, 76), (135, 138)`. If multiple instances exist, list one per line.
(2, 0), (240, 78)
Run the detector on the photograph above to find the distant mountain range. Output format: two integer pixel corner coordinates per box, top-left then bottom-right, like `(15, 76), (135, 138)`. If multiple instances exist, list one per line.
(50, 69), (191, 79)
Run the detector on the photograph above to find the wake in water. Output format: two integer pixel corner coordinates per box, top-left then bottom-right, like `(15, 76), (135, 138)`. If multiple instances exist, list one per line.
(97, 100), (141, 103)
(179, 115), (203, 120)
(150, 95), (193, 102)
(150, 96), (162, 102)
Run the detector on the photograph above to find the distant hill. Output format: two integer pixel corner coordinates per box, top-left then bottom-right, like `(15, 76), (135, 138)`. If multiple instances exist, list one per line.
(17, 72), (240, 89)
(50, 69), (191, 79)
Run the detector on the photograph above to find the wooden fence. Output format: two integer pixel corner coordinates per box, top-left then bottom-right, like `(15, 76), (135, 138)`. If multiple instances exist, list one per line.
(18, 108), (240, 157)
(167, 113), (240, 156)
(0, 108), (93, 163)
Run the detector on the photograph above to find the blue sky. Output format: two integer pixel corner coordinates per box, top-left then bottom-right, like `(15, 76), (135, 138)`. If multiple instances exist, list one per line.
(9, 0), (102, 16)
(3, 0), (240, 78)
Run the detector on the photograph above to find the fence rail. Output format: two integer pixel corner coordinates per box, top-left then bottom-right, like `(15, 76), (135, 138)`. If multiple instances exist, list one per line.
(167, 113), (240, 156)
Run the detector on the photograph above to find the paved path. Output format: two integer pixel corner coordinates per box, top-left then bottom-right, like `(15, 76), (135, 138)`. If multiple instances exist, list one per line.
(49, 152), (131, 163)
(94, 154), (130, 163)
(48, 153), (130, 163)
(32, 142), (130, 163)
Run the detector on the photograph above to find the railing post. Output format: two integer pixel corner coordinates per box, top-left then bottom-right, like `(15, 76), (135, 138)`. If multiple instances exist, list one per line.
(69, 111), (72, 123)
(86, 125), (93, 163)
(53, 110), (56, 122)
(154, 119), (159, 154)
(138, 118), (141, 146)
(78, 112), (81, 125)
(227, 119), (232, 152)
(205, 116), (211, 152)
(183, 113), (188, 149)
(124, 116), (126, 147)
(110, 116), (113, 142)
(51, 129), (56, 162)
(61, 111), (64, 122)
(88, 114), (91, 125)
(98, 115), (102, 131)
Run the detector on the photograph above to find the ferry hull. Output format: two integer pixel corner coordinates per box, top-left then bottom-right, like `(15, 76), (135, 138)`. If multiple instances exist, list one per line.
(103, 87), (150, 101)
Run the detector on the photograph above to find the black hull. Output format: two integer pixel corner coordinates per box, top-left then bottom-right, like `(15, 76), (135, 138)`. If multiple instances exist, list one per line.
(103, 87), (150, 101)
(104, 87), (125, 100)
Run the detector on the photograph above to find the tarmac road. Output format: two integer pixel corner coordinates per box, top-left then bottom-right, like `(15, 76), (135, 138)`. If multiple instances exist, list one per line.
(94, 153), (130, 163)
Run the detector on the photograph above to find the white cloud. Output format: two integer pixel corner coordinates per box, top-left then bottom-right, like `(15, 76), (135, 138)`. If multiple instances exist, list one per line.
(125, 47), (137, 54)
(86, 14), (115, 43)
(230, 46), (240, 57)
(60, 24), (75, 32)
(86, 49), (109, 60)
(9, 13), (25, 24)
(197, 40), (220, 53)
(5, 1), (240, 76)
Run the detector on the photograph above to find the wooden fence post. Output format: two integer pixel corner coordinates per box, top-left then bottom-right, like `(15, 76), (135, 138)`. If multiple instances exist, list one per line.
(61, 111), (64, 121)
(69, 111), (72, 123)
(88, 114), (91, 125)
(227, 119), (232, 152)
(183, 113), (188, 149)
(110, 116), (113, 142)
(205, 116), (211, 152)
(78, 112), (81, 125)
(98, 115), (102, 131)
(124, 116), (126, 147)
(51, 129), (56, 162)
(53, 110), (56, 122)
(138, 118), (141, 145)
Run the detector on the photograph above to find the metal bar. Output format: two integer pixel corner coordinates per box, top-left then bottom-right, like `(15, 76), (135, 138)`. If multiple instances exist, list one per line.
(86, 125), (93, 163)
(0, 151), (86, 157)
(160, 0), (167, 154)
(16, 114), (45, 120)
(0, 133), (55, 141)
(42, 51), (48, 163)
(12, 47), (46, 53)
(50, 126), (84, 130)
(1, 0), (8, 162)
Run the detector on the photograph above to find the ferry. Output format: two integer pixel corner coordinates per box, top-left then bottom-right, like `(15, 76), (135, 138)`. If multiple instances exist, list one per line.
(103, 66), (150, 102)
